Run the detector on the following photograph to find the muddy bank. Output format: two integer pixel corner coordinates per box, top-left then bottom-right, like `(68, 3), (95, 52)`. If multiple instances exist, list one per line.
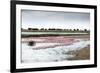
(67, 45), (90, 60)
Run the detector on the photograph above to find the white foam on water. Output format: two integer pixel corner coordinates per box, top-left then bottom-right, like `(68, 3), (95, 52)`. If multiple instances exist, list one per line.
(22, 39), (90, 63)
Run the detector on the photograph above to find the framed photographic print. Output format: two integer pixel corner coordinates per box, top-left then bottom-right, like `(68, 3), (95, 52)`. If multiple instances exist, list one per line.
(10, 0), (97, 72)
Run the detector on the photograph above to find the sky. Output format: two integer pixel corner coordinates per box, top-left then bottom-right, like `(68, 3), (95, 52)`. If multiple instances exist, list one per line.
(21, 10), (90, 30)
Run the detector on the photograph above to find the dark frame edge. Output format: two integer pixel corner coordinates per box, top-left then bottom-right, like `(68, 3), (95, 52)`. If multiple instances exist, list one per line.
(10, 1), (16, 73)
(15, 64), (96, 72)
(94, 6), (97, 67)
(13, 0), (97, 9)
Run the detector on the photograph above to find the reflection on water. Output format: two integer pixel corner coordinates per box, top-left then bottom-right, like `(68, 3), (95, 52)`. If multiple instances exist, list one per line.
(22, 39), (90, 63)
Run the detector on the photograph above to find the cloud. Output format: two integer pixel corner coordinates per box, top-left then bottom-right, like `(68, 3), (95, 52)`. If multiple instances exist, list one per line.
(22, 10), (90, 30)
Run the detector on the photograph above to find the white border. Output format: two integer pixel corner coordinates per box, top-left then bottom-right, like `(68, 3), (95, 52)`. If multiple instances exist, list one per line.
(16, 4), (94, 69)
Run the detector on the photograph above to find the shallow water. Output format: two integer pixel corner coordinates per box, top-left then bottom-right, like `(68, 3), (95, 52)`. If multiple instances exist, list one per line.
(22, 39), (90, 63)
(22, 32), (88, 35)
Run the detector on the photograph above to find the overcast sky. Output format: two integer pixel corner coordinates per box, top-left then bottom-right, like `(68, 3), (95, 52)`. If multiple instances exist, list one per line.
(21, 10), (90, 30)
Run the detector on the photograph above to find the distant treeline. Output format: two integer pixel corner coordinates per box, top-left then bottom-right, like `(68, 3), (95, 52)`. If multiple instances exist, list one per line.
(21, 28), (90, 32)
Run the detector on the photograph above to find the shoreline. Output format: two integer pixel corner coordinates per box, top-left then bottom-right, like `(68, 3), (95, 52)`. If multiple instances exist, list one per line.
(22, 35), (89, 43)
